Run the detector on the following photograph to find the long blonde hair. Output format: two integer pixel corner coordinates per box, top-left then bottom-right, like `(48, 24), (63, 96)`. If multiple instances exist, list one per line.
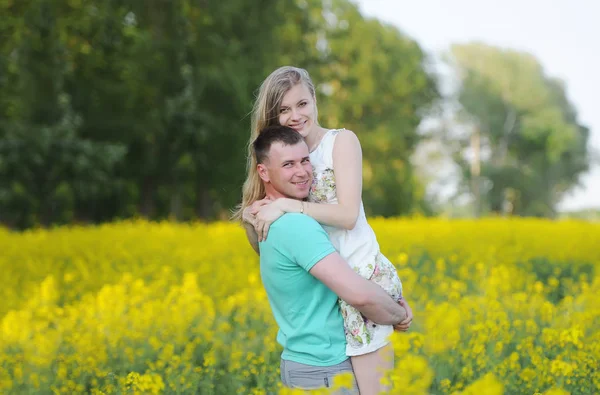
(232, 66), (318, 221)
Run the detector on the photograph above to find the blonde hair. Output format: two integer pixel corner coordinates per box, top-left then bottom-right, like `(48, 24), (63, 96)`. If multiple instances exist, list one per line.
(232, 66), (318, 221)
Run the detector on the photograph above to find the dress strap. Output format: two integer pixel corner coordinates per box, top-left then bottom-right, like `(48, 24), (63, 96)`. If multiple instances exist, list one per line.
(321, 129), (343, 168)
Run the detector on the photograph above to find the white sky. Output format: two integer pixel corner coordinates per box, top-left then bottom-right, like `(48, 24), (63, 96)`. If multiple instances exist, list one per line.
(356, 0), (600, 210)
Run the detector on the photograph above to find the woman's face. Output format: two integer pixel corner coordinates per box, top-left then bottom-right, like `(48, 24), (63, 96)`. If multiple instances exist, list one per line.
(278, 83), (317, 139)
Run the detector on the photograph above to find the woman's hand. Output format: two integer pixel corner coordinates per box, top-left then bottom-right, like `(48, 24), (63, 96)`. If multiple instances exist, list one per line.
(254, 200), (285, 242)
(393, 298), (413, 332)
(242, 198), (271, 226)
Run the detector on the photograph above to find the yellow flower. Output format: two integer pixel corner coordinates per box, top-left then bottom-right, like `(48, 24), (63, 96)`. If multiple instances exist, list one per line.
(1, 218), (599, 394)
(454, 373), (503, 395)
(331, 372), (355, 390)
(544, 388), (571, 395)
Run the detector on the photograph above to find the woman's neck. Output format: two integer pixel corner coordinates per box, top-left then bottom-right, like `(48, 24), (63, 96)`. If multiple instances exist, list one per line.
(304, 126), (328, 153)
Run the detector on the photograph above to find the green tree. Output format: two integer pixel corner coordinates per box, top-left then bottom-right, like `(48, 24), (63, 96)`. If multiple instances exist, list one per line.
(0, 0), (441, 228)
(446, 43), (589, 217)
(0, 0), (125, 228)
(189, 0), (325, 218)
(314, 0), (439, 216)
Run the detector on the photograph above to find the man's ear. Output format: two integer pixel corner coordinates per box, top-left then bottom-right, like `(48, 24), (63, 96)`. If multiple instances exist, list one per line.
(257, 164), (270, 183)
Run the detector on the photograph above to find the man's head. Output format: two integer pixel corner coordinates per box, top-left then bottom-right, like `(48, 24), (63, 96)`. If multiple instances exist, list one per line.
(254, 125), (312, 200)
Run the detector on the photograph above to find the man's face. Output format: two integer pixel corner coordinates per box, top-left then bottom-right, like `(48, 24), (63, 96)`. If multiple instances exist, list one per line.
(258, 141), (313, 200)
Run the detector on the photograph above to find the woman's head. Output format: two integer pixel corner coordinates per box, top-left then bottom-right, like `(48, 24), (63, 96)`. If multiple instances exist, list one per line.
(233, 66), (318, 221)
(251, 66), (318, 141)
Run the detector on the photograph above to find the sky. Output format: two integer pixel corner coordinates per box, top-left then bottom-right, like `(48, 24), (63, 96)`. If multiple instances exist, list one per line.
(355, 0), (600, 211)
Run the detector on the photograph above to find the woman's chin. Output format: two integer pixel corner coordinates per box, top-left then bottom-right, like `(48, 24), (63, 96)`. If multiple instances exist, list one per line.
(294, 122), (312, 137)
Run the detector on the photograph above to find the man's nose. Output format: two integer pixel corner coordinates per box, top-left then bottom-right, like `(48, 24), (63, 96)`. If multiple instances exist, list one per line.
(294, 163), (308, 174)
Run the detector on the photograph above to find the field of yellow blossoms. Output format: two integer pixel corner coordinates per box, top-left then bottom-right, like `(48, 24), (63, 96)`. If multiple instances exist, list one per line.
(1, 218), (599, 394)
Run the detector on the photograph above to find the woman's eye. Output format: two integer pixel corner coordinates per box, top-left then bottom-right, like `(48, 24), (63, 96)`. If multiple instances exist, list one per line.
(299, 101), (307, 107)
(280, 108), (289, 114)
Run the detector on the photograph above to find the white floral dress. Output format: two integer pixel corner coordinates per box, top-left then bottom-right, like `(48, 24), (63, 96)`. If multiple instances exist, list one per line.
(309, 129), (404, 356)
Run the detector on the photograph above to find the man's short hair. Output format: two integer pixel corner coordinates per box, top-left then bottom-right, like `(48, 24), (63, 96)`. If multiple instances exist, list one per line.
(253, 125), (305, 164)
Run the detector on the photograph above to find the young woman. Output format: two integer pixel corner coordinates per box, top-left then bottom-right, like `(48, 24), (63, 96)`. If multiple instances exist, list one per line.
(234, 66), (412, 395)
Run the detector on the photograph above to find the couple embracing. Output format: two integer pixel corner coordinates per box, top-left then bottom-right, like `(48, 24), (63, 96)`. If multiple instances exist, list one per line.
(234, 66), (413, 395)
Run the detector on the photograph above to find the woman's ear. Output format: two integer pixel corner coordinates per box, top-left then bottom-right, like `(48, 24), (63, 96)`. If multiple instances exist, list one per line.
(257, 164), (270, 183)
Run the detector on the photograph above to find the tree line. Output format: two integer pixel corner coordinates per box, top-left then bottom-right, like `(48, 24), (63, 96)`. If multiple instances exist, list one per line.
(0, 0), (590, 229)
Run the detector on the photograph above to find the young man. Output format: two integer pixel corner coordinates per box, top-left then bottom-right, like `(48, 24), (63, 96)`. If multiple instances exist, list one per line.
(248, 125), (412, 392)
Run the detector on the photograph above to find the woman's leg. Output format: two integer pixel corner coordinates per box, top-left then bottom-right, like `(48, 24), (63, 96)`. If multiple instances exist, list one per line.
(350, 343), (394, 395)
(343, 253), (403, 394)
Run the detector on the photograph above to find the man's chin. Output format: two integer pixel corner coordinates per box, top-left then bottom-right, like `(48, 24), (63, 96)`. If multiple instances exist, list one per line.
(284, 191), (309, 201)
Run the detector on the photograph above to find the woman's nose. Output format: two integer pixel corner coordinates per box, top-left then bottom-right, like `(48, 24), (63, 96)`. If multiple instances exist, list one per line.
(290, 108), (300, 120)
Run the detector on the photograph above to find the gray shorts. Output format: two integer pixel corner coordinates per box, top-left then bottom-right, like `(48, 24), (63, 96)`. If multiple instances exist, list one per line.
(280, 358), (359, 394)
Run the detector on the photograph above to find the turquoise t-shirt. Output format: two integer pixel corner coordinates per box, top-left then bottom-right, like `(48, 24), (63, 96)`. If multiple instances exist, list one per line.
(259, 213), (347, 366)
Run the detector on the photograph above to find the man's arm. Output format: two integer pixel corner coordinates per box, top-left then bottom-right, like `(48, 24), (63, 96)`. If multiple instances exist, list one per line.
(309, 252), (407, 325)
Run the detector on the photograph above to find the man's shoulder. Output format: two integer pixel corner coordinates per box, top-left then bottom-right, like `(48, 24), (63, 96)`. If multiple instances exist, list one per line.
(272, 212), (321, 230)
(265, 213), (326, 247)
(263, 212), (335, 272)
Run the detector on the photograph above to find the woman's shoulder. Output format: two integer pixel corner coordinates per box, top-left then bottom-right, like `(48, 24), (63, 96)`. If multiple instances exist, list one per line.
(329, 127), (358, 138)
(313, 128), (361, 165)
(331, 128), (361, 148)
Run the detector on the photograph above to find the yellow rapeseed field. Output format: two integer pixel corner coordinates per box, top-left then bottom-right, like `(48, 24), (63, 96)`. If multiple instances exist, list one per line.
(1, 218), (599, 394)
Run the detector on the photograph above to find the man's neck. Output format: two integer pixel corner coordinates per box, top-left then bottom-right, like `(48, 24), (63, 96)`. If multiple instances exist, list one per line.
(263, 184), (288, 201)
(264, 184), (299, 200)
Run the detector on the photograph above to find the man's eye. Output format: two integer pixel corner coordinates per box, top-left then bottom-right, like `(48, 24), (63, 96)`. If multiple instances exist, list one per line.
(302, 159), (310, 163)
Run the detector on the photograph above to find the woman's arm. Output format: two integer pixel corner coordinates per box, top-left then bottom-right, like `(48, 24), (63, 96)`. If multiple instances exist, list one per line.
(276, 130), (363, 230)
(243, 221), (260, 255)
(242, 198), (272, 255)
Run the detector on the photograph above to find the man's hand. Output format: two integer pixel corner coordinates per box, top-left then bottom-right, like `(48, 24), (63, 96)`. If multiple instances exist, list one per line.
(393, 298), (413, 332)
(255, 200), (285, 241)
